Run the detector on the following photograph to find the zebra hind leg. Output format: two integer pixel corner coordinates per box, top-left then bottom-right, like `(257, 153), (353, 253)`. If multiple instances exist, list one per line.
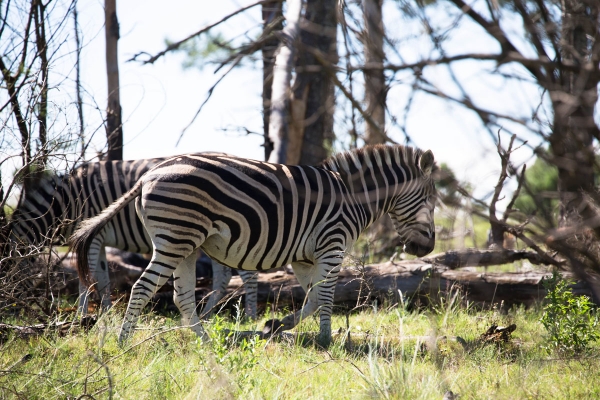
(77, 235), (105, 315)
(201, 261), (232, 319)
(118, 252), (187, 343)
(239, 270), (258, 320)
(173, 252), (209, 341)
(96, 246), (112, 311)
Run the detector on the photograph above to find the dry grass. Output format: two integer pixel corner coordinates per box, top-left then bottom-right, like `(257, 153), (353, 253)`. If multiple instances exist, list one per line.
(1, 295), (599, 399)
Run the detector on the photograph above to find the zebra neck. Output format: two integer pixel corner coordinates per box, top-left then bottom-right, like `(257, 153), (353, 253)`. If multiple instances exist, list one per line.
(11, 177), (78, 246)
(353, 191), (394, 232)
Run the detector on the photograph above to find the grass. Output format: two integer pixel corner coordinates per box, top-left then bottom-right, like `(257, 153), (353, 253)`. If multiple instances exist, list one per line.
(2, 296), (599, 399)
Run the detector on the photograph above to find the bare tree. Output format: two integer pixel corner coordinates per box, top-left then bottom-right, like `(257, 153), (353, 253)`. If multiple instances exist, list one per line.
(362, 0), (386, 145)
(376, 0), (600, 296)
(0, 0), (87, 322)
(73, 0), (85, 159)
(291, 0), (338, 165)
(104, 0), (123, 160)
(261, 1), (284, 161)
(548, 0), (599, 227)
(267, 0), (303, 164)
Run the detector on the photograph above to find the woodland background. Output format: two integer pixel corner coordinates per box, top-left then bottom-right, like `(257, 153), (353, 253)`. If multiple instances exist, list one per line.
(0, 0), (599, 343)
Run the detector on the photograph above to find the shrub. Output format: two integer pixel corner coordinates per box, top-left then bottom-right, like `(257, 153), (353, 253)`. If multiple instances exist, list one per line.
(540, 271), (600, 354)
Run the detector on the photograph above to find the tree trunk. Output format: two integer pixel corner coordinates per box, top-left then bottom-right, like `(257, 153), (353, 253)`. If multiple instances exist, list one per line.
(362, 0), (386, 144)
(33, 0), (48, 173)
(544, 0), (600, 301)
(549, 0), (599, 226)
(289, 0), (338, 165)
(73, 1), (85, 159)
(267, 0), (303, 164)
(105, 0), (123, 161)
(262, 2), (283, 162)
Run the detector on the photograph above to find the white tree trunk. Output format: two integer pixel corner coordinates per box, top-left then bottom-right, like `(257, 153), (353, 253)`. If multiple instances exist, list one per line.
(267, 0), (303, 164)
(105, 0), (123, 160)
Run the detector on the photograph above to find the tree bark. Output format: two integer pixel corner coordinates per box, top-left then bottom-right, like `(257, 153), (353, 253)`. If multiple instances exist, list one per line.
(362, 0), (386, 144)
(261, 2), (283, 162)
(289, 0), (338, 165)
(105, 0), (123, 161)
(73, 1), (85, 159)
(549, 0), (599, 226)
(33, 0), (48, 172)
(267, 0), (303, 164)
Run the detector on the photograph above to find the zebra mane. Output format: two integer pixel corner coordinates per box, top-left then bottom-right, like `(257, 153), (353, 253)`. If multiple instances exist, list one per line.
(321, 144), (423, 173)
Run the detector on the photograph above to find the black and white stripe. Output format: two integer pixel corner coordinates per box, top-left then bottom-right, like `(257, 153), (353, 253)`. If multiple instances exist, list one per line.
(71, 145), (436, 344)
(7, 157), (258, 317)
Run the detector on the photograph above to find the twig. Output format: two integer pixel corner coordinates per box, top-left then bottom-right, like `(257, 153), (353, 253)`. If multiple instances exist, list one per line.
(129, 0), (280, 64)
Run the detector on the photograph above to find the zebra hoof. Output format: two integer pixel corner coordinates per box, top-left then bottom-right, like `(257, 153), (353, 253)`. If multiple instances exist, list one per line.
(262, 319), (285, 336)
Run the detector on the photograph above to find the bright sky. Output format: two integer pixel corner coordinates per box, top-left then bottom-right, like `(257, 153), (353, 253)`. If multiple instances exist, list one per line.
(3, 0), (546, 204)
(77, 0), (266, 161)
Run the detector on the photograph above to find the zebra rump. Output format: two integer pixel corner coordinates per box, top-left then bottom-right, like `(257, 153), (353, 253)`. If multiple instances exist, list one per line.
(8, 156), (257, 317)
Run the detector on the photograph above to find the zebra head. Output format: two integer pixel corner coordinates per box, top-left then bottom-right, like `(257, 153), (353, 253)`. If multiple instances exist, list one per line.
(389, 149), (436, 257)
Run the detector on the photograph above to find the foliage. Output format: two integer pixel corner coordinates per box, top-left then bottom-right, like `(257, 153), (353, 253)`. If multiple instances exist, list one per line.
(540, 271), (600, 354)
(168, 32), (235, 71)
(514, 155), (558, 215)
(435, 163), (461, 208)
(206, 311), (265, 388)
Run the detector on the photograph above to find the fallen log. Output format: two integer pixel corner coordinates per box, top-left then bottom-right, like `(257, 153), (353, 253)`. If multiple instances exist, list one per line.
(60, 249), (595, 312)
(216, 259), (592, 311)
(421, 248), (560, 268)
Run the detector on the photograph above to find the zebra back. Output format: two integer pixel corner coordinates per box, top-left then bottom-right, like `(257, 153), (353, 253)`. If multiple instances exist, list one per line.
(9, 158), (163, 251)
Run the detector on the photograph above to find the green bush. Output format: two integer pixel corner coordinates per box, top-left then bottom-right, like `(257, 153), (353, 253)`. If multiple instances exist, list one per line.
(540, 271), (600, 354)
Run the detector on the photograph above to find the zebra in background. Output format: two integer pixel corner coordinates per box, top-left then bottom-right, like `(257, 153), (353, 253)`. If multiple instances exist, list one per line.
(71, 144), (437, 345)
(5, 156), (258, 318)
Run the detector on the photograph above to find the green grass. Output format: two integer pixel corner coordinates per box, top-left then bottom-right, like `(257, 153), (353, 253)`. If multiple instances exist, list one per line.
(2, 298), (599, 399)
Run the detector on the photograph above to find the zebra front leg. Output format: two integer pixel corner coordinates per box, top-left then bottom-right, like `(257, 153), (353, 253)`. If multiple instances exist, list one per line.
(173, 252), (209, 341)
(119, 253), (181, 342)
(314, 259), (342, 347)
(201, 261), (232, 319)
(239, 270), (258, 319)
(265, 259), (341, 346)
(263, 262), (319, 335)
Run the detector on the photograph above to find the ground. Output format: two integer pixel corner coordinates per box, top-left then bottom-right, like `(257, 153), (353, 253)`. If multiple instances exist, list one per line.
(1, 296), (599, 399)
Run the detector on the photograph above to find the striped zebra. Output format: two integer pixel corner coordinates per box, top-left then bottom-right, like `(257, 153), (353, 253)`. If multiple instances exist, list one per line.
(5, 157), (258, 317)
(71, 144), (436, 344)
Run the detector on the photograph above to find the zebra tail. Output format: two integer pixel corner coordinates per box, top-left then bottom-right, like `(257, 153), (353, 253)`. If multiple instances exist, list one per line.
(69, 179), (144, 287)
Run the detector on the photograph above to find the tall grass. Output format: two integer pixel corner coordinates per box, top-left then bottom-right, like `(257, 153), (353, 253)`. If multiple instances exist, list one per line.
(1, 296), (599, 399)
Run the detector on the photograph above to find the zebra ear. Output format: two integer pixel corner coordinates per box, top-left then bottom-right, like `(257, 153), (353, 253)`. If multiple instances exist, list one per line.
(419, 150), (435, 177)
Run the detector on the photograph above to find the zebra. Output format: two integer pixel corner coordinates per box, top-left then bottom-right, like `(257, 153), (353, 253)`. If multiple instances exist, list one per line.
(70, 144), (436, 345)
(4, 157), (258, 318)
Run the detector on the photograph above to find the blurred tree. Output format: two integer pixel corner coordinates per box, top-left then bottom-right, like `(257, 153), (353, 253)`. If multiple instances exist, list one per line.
(105, 0), (123, 160)
(292, 0), (338, 165)
(436, 163), (462, 208)
(261, 1), (283, 161)
(362, 0), (386, 145)
(267, 0), (302, 164)
(514, 156), (559, 215)
(0, 0), (50, 193)
(547, 0), (599, 228)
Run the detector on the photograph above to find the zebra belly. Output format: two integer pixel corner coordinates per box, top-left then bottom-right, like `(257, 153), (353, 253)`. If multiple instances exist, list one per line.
(200, 235), (302, 271)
